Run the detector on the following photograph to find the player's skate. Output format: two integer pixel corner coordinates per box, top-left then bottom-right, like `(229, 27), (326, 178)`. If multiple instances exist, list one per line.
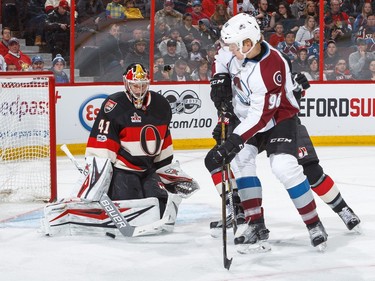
(338, 207), (361, 233)
(234, 219), (271, 254)
(307, 221), (328, 252)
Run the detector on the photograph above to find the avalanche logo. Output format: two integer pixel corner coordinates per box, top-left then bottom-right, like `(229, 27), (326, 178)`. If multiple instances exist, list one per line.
(161, 90), (201, 114)
(79, 94), (108, 131)
(273, 71), (282, 87)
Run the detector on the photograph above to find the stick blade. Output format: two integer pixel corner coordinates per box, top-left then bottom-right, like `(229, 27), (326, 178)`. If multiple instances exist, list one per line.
(224, 257), (233, 270)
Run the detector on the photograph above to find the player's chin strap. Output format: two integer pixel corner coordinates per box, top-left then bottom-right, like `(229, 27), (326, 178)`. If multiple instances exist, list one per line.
(59, 144), (169, 237)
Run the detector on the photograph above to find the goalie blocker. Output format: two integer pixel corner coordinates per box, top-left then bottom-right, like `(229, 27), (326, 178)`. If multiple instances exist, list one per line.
(42, 157), (199, 237)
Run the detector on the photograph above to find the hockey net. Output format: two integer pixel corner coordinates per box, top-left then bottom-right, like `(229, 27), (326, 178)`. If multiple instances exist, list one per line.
(0, 72), (57, 202)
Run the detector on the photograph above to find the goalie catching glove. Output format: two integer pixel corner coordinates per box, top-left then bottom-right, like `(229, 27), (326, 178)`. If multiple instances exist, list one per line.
(157, 161), (200, 199)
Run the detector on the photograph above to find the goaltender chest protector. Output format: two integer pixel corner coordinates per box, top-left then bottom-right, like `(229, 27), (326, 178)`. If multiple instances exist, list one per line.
(106, 91), (171, 157)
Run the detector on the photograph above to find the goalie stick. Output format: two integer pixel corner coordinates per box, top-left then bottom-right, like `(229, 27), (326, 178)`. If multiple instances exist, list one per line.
(60, 144), (168, 237)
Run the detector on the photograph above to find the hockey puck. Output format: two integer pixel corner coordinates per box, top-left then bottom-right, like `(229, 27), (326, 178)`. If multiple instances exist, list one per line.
(106, 232), (116, 239)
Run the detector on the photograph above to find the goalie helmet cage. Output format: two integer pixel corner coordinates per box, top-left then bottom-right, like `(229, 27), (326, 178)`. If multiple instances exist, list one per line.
(0, 72), (57, 203)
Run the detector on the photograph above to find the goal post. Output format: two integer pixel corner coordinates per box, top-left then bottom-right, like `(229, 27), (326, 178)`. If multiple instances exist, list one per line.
(0, 72), (57, 202)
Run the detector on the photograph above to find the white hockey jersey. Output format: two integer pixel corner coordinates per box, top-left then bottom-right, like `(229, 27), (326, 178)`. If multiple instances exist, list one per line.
(213, 41), (300, 141)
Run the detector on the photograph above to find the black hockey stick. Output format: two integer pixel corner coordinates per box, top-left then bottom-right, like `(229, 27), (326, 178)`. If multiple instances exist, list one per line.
(220, 110), (233, 270)
(60, 144), (168, 237)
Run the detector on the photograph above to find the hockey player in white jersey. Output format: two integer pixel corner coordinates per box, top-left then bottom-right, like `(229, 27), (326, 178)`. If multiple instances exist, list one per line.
(204, 13), (328, 251)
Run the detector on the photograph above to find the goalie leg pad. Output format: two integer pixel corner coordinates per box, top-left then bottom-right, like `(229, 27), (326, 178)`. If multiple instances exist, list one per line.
(42, 197), (160, 236)
(160, 193), (183, 232)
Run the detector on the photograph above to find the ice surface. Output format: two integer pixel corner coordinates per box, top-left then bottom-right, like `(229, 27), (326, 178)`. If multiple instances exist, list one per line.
(1, 147), (374, 281)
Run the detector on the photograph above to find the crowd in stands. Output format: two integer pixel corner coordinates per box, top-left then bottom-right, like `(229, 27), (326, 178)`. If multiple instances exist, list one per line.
(1, 0), (375, 82)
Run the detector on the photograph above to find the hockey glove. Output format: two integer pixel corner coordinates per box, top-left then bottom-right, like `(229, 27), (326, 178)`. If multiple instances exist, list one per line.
(292, 73), (310, 102)
(293, 72), (310, 90)
(210, 73), (233, 112)
(212, 133), (244, 164)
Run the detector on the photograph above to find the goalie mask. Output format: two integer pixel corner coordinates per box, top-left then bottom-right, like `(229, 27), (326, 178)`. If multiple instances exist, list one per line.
(220, 13), (261, 57)
(123, 63), (150, 109)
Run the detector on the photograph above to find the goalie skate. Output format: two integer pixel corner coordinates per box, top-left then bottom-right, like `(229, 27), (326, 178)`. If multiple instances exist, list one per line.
(234, 219), (271, 254)
(307, 221), (328, 252)
(338, 207), (361, 233)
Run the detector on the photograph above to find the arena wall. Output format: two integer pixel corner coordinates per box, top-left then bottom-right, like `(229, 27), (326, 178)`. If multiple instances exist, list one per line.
(55, 83), (375, 155)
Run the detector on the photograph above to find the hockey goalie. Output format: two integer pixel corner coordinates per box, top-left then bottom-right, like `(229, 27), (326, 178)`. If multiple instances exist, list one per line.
(43, 63), (199, 237)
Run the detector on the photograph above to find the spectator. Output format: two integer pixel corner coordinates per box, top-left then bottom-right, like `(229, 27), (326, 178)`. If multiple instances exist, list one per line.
(190, 1), (210, 26)
(50, 54), (69, 83)
(269, 22), (285, 47)
(45, 0), (71, 14)
(327, 58), (354, 80)
(190, 59), (211, 81)
(302, 55), (326, 81)
(204, 43), (217, 69)
(210, 2), (231, 30)
(0, 27), (12, 57)
(31, 55), (47, 71)
(0, 55), (6, 71)
(178, 13), (201, 51)
(19, 0), (47, 46)
(290, 0), (306, 19)
(274, 1), (299, 33)
(124, 0), (144, 19)
(227, 0), (255, 15)
(124, 39), (149, 69)
(155, 0), (183, 29)
(4, 38), (32, 71)
(295, 15), (317, 45)
(6, 64), (18, 71)
(362, 58), (375, 81)
(341, 0), (363, 19)
(277, 31), (301, 63)
(162, 39), (180, 66)
(324, 0), (353, 47)
(324, 40), (340, 76)
(349, 38), (375, 79)
(292, 46), (309, 73)
(352, 4), (373, 43)
(305, 27), (321, 59)
(159, 28), (188, 59)
(76, 0), (106, 27)
(153, 54), (171, 81)
(250, 0), (276, 34)
(99, 23), (126, 80)
(127, 27), (149, 53)
(105, 0), (126, 19)
(197, 18), (220, 49)
(187, 39), (205, 70)
(45, 0), (71, 62)
(154, 19), (171, 49)
(300, 1), (318, 22)
(201, 0), (225, 17)
(170, 58), (192, 81)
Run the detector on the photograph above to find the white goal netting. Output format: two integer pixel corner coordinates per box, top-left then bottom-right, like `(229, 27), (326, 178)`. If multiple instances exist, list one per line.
(0, 75), (56, 202)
